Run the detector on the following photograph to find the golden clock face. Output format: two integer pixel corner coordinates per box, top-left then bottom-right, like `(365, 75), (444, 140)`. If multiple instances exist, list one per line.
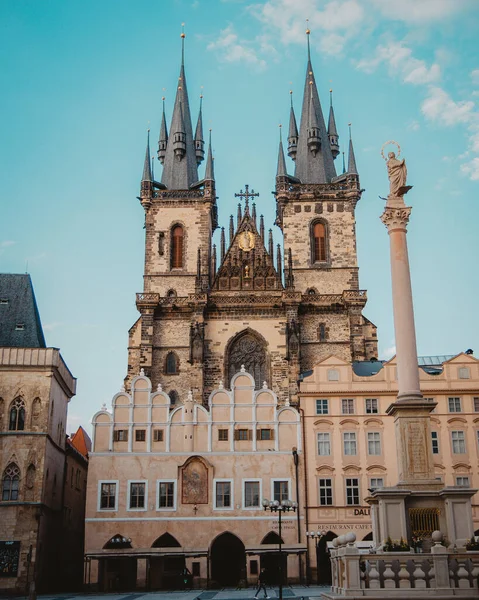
(238, 231), (255, 252)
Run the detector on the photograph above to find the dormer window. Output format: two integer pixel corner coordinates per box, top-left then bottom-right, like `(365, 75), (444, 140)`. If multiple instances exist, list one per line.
(0, 299), (8, 305)
(15, 323), (25, 331)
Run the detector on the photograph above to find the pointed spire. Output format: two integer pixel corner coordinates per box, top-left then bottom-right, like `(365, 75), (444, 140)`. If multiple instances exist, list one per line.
(196, 247), (202, 291)
(287, 90), (298, 161)
(276, 244), (282, 281)
(151, 155), (155, 182)
(229, 215), (235, 245)
(328, 89), (340, 159)
(260, 215), (265, 244)
(286, 248), (294, 289)
(205, 129), (214, 181)
(252, 203), (257, 226)
(158, 96), (168, 164)
(160, 28), (199, 189)
(195, 94), (205, 165)
(293, 28), (336, 183)
(237, 203), (242, 227)
(268, 229), (274, 257)
(347, 123), (358, 174)
(342, 151), (346, 174)
(212, 244), (217, 278)
(277, 125), (288, 178)
(142, 130), (152, 182)
(220, 227), (226, 261)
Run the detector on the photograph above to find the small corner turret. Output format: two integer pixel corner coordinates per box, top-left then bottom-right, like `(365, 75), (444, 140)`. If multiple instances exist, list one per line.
(328, 90), (340, 159)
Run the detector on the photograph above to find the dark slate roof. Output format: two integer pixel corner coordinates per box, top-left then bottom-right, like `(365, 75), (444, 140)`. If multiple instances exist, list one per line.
(352, 360), (384, 376)
(0, 274), (46, 348)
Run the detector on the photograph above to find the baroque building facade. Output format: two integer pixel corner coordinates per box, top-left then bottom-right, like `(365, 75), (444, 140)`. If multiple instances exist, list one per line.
(85, 30), (378, 591)
(0, 274), (87, 594)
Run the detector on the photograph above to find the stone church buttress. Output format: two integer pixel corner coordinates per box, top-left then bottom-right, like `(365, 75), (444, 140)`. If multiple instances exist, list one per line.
(126, 32), (377, 406)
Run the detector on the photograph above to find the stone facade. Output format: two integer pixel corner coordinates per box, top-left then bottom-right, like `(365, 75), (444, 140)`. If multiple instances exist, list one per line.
(0, 347), (79, 593)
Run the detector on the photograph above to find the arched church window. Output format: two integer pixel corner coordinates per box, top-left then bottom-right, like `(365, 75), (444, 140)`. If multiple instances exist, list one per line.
(227, 332), (268, 389)
(165, 352), (179, 375)
(171, 225), (184, 269)
(2, 463), (20, 501)
(9, 398), (25, 431)
(312, 221), (327, 263)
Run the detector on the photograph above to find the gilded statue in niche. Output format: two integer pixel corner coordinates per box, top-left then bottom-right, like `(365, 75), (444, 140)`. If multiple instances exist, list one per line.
(181, 458), (208, 504)
(238, 231), (255, 252)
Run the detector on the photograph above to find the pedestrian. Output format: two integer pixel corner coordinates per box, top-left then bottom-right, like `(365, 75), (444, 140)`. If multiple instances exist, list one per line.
(254, 568), (269, 599)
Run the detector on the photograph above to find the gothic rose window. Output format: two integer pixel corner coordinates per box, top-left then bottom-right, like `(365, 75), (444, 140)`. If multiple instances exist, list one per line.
(2, 463), (20, 501)
(9, 398), (25, 431)
(312, 221), (327, 262)
(228, 333), (267, 389)
(171, 225), (184, 268)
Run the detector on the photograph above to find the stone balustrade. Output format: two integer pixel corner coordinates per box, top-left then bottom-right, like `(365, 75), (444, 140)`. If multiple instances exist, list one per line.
(328, 532), (479, 597)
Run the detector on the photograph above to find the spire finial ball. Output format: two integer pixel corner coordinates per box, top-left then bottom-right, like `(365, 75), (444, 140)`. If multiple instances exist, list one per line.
(181, 33), (185, 38)
(306, 28), (311, 35)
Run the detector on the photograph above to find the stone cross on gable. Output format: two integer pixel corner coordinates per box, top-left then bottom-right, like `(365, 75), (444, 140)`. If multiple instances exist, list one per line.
(234, 184), (259, 210)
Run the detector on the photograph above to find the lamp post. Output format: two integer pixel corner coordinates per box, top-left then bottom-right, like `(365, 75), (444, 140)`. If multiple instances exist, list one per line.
(306, 530), (326, 584)
(262, 498), (297, 600)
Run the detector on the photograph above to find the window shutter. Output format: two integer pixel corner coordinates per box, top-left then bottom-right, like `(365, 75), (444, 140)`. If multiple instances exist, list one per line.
(248, 429), (253, 441)
(234, 430), (240, 441)
(256, 429), (261, 441)
(270, 429), (275, 440)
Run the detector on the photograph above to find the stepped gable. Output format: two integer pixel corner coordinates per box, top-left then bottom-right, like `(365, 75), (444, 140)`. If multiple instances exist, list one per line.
(212, 210), (282, 292)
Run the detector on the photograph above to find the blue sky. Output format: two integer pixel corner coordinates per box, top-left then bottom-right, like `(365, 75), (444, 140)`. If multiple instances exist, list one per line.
(1, 0), (478, 434)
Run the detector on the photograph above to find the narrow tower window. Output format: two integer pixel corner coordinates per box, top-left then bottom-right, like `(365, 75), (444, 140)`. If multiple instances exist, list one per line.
(165, 352), (179, 375)
(312, 222), (327, 262)
(171, 225), (184, 268)
(9, 398), (25, 431)
(2, 463), (20, 501)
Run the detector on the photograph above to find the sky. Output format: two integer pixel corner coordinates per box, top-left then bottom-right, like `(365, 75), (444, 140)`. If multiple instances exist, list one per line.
(1, 0), (478, 436)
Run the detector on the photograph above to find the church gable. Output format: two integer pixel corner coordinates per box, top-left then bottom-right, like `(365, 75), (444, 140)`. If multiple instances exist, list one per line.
(212, 209), (282, 292)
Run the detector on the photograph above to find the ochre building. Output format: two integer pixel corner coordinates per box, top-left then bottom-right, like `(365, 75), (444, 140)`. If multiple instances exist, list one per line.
(84, 30), (378, 591)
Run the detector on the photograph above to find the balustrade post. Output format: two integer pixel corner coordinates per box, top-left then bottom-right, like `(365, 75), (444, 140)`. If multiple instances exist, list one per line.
(368, 559), (381, 589)
(412, 559), (427, 588)
(383, 558), (395, 588)
(398, 559), (410, 588)
(456, 559), (470, 588)
(431, 545), (451, 591)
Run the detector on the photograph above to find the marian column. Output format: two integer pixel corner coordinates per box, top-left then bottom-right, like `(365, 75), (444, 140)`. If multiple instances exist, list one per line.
(380, 144), (437, 486)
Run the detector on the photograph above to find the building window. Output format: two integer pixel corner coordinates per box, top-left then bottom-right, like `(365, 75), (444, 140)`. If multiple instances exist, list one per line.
(75, 469), (81, 489)
(165, 352), (179, 375)
(192, 562), (201, 577)
(153, 429), (164, 442)
(257, 429), (273, 441)
(273, 480), (289, 503)
(316, 399), (329, 415)
(319, 478), (333, 506)
(318, 324), (328, 342)
(113, 429), (128, 442)
(2, 463), (20, 501)
(135, 429), (146, 442)
(235, 429), (251, 441)
(169, 390), (179, 405)
(343, 432), (357, 456)
(365, 399), (378, 414)
(171, 225), (184, 268)
(249, 560), (258, 576)
(458, 367), (470, 379)
(15, 323), (25, 331)
(312, 221), (327, 262)
(431, 431), (439, 454)
(341, 399), (355, 415)
(369, 478), (384, 490)
(448, 397), (462, 413)
(215, 480), (232, 509)
(474, 398), (479, 412)
(451, 430), (466, 454)
(9, 398), (25, 431)
(317, 432), (331, 456)
(99, 482), (117, 510)
(367, 432), (381, 455)
(218, 429), (229, 441)
(327, 369), (339, 382)
(346, 478), (360, 505)
(244, 481), (260, 508)
(158, 481), (175, 509)
(129, 482), (146, 509)
(456, 476), (470, 487)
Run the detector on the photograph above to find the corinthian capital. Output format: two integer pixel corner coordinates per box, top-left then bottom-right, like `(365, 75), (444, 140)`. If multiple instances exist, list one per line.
(380, 206), (412, 232)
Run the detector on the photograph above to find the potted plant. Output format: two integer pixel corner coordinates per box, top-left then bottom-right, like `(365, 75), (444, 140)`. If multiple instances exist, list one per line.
(383, 536), (411, 552)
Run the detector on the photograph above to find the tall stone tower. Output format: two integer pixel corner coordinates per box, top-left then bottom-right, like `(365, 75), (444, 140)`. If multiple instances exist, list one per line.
(127, 29), (377, 406)
(275, 29), (377, 370)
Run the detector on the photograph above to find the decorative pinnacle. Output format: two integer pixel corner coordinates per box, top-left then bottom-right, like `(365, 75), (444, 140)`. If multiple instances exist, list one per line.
(181, 23), (186, 65)
(348, 122), (352, 139)
(330, 88), (333, 106)
(306, 21), (311, 60)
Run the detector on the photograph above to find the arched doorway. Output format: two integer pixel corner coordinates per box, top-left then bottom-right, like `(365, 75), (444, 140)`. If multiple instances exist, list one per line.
(316, 531), (337, 585)
(227, 330), (268, 389)
(99, 534), (136, 591)
(150, 533), (185, 590)
(260, 531), (286, 585)
(210, 532), (246, 587)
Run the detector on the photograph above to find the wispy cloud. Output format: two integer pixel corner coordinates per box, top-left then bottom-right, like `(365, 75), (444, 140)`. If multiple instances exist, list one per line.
(43, 321), (63, 332)
(207, 25), (268, 70)
(368, 0), (472, 24)
(1, 240), (15, 248)
(356, 41), (441, 85)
